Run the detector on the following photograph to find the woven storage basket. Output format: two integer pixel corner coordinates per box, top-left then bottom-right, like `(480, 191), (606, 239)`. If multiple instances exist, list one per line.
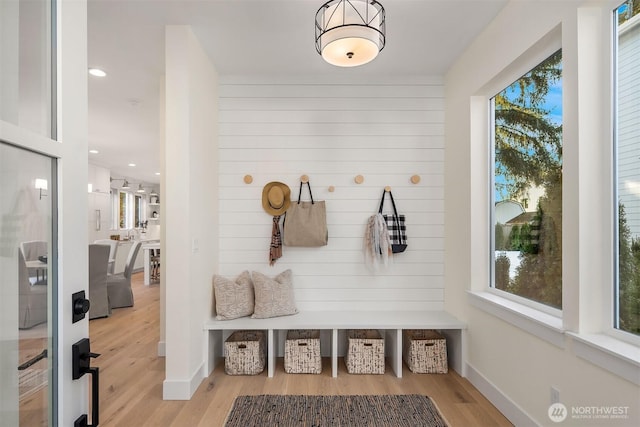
(224, 330), (265, 375)
(345, 329), (385, 374)
(284, 330), (322, 374)
(403, 329), (448, 374)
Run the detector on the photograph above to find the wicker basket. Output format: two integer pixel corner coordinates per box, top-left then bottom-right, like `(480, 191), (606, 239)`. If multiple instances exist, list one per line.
(224, 330), (265, 375)
(345, 329), (385, 374)
(403, 329), (448, 374)
(284, 330), (322, 374)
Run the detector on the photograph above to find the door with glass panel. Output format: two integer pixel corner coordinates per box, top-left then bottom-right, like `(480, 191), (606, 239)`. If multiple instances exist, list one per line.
(0, 143), (55, 426)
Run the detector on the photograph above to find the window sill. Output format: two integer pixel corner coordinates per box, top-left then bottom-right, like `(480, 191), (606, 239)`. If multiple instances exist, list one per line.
(567, 332), (640, 386)
(468, 291), (640, 384)
(467, 290), (565, 348)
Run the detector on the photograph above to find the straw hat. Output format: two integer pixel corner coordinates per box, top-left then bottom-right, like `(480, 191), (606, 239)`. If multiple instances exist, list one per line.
(262, 182), (291, 215)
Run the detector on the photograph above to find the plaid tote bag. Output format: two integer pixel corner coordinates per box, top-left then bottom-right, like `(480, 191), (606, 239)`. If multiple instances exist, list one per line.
(378, 189), (407, 253)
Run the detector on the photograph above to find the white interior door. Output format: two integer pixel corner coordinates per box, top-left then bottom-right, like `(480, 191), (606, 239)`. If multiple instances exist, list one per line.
(1, 0), (90, 425)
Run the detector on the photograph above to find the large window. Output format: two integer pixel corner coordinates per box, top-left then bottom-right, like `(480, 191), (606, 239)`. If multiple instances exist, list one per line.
(615, 1), (640, 336)
(491, 50), (563, 310)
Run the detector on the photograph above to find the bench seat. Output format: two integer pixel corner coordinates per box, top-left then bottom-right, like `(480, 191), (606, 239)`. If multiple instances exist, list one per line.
(203, 310), (466, 378)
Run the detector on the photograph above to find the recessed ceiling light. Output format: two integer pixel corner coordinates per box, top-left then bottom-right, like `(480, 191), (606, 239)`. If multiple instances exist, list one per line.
(155, 172), (161, 176)
(128, 163), (136, 167)
(89, 149), (99, 154)
(88, 68), (107, 77)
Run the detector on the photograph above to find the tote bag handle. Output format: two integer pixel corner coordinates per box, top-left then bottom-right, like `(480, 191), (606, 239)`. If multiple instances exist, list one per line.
(297, 181), (315, 204)
(378, 189), (399, 218)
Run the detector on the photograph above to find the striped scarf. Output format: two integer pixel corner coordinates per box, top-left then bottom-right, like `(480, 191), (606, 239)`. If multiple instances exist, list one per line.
(269, 215), (282, 266)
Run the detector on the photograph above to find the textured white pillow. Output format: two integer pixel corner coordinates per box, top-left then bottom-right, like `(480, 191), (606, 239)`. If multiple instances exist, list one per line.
(213, 271), (254, 320)
(251, 269), (298, 319)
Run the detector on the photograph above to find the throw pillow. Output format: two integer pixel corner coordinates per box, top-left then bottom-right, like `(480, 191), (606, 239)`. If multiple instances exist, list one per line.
(213, 271), (254, 320)
(251, 269), (298, 319)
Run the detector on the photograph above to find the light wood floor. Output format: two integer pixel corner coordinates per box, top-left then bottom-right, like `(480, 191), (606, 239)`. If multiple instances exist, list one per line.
(90, 273), (513, 427)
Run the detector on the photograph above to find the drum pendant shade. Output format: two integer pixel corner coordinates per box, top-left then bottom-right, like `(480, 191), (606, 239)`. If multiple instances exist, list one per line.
(315, 0), (386, 67)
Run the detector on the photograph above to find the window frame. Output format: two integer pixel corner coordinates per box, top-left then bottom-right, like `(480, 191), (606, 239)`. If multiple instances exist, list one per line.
(467, 1), (640, 386)
(488, 51), (564, 317)
(612, 2), (640, 345)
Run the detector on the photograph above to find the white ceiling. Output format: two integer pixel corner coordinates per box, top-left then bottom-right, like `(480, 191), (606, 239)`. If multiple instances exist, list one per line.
(87, 0), (507, 185)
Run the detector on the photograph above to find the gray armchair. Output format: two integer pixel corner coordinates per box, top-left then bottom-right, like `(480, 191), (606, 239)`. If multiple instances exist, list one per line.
(107, 241), (141, 309)
(18, 247), (47, 329)
(89, 244), (111, 319)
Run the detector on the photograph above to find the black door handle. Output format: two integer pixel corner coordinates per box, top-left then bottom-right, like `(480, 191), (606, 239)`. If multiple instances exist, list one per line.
(72, 338), (100, 427)
(88, 367), (100, 427)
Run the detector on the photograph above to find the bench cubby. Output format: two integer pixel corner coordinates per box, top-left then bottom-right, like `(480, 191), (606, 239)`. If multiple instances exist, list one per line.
(203, 310), (466, 378)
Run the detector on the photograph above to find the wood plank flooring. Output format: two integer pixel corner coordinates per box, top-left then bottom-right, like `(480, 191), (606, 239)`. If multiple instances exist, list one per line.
(90, 273), (513, 426)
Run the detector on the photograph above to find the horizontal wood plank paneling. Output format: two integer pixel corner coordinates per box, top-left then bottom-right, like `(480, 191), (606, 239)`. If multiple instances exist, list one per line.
(218, 79), (445, 311)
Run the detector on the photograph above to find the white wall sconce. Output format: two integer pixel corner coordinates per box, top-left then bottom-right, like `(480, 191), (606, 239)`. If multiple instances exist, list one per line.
(35, 178), (48, 200)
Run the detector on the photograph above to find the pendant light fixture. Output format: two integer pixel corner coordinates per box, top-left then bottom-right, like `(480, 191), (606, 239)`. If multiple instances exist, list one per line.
(315, 0), (386, 67)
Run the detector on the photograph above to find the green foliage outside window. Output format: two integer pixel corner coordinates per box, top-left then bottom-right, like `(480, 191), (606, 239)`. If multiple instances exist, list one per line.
(618, 204), (640, 334)
(493, 50), (563, 309)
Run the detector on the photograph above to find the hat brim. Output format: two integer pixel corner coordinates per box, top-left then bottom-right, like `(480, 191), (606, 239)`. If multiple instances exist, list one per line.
(262, 181), (291, 215)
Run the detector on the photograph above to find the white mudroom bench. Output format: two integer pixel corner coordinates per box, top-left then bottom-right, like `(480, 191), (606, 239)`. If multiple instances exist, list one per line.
(203, 310), (466, 378)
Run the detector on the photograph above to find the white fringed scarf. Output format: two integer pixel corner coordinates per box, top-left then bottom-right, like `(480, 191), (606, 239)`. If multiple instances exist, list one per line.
(364, 213), (391, 270)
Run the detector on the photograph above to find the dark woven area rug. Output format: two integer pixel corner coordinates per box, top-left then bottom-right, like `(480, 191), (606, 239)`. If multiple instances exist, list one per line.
(224, 394), (449, 427)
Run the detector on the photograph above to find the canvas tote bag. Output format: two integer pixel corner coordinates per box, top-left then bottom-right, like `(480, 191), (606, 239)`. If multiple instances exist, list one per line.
(378, 189), (407, 253)
(283, 181), (328, 247)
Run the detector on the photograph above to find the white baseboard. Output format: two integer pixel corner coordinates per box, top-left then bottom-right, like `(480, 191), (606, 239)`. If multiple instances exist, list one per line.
(162, 362), (204, 400)
(465, 362), (537, 426)
(157, 341), (166, 357)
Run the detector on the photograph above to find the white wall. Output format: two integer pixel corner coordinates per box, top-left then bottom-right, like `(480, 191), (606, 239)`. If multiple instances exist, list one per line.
(445, 1), (639, 425)
(163, 25), (218, 400)
(217, 76), (445, 312)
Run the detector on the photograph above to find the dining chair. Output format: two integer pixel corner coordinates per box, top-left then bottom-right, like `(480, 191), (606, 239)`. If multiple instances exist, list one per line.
(107, 241), (141, 309)
(20, 240), (48, 281)
(89, 244), (111, 319)
(20, 240), (47, 261)
(18, 247), (47, 329)
(94, 239), (118, 274)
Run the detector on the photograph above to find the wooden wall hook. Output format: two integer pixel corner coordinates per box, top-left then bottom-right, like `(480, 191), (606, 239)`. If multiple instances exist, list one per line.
(354, 175), (364, 184)
(328, 186), (335, 192)
(300, 174), (309, 183)
(384, 186), (391, 192)
(410, 175), (421, 184)
(243, 175), (253, 184)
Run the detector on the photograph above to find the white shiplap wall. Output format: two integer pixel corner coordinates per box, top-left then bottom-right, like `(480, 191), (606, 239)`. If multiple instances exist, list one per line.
(218, 77), (444, 311)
